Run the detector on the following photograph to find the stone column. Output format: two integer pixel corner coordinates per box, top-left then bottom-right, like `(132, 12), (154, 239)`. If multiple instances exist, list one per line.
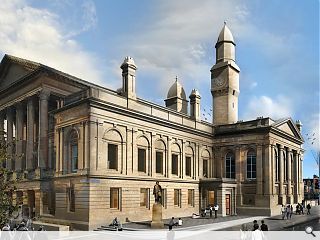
(264, 145), (273, 195)
(15, 102), (24, 171)
(256, 145), (263, 195)
(6, 107), (14, 170)
(181, 140), (185, 178)
(0, 111), (5, 143)
(278, 145), (284, 203)
(167, 137), (172, 178)
(38, 90), (50, 169)
(287, 149), (292, 203)
(235, 146), (242, 205)
(85, 122), (90, 171)
(293, 151), (299, 197)
(26, 98), (35, 170)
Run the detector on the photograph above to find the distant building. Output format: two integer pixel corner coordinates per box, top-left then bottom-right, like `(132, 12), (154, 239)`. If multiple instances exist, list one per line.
(0, 23), (304, 230)
(303, 175), (319, 200)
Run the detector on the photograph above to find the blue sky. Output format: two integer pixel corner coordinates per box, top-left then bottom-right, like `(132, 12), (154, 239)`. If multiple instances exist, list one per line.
(0, 0), (319, 178)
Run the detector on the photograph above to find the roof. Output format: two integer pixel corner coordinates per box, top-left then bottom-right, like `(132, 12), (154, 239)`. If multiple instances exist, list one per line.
(167, 78), (186, 100)
(217, 22), (235, 44)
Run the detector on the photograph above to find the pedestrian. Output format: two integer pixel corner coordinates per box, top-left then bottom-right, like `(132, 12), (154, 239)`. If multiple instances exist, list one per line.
(240, 224), (250, 240)
(214, 203), (219, 218)
(178, 218), (183, 226)
(252, 224), (265, 240)
(300, 204), (304, 215)
(290, 205), (293, 219)
(253, 220), (259, 231)
(281, 204), (286, 219)
(260, 220), (268, 231)
(209, 205), (213, 218)
(306, 203), (311, 215)
(2, 223), (10, 231)
(296, 204), (300, 215)
(286, 205), (290, 219)
(168, 217), (175, 231)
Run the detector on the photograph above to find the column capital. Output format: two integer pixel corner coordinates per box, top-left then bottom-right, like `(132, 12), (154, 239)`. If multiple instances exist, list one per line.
(278, 144), (284, 150)
(39, 89), (51, 101)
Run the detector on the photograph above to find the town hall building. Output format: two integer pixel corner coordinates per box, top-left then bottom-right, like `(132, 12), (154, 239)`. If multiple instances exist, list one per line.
(0, 23), (304, 230)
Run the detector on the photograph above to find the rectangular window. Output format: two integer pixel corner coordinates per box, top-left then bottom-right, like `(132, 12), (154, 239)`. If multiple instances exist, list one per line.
(186, 156), (191, 176)
(208, 190), (215, 206)
(108, 144), (118, 170)
(156, 151), (163, 174)
(174, 189), (181, 207)
(67, 184), (75, 212)
(140, 188), (149, 208)
(203, 159), (208, 177)
(110, 188), (120, 209)
(138, 148), (146, 172)
(172, 154), (178, 175)
(71, 144), (78, 172)
(188, 189), (194, 206)
(160, 188), (166, 208)
(16, 191), (23, 206)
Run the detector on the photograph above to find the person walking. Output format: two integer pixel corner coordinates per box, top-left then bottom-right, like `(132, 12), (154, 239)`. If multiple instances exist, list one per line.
(306, 203), (311, 215)
(290, 205), (293, 219)
(260, 220), (268, 231)
(168, 217), (175, 231)
(214, 204), (219, 218)
(281, 205), (286, 219)
(209, 205), (213, 218)
(300, 203), (304, 215)
(253, 220), (259, 231)
(286, 205), (290, 219)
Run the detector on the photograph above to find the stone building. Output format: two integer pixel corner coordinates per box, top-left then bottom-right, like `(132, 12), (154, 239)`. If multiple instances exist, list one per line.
(0, 23), (304, 230)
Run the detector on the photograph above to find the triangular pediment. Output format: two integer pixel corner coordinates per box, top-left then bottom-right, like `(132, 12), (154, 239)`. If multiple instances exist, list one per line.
(0, 55), (40, 90)
(272, 118), (303, 140)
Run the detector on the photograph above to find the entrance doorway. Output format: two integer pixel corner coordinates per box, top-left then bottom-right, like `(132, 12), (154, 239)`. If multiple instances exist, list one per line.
(27, 190), (35, 218)
(226, 194), (231, 215)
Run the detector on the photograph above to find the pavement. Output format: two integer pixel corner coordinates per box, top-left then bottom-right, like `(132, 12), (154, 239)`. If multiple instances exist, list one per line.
(219, 205), (320, 231)
(118, 205), (320, 231)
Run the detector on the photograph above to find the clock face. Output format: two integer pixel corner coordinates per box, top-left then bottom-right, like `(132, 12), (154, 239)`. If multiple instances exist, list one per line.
(214, 77), (225, 87)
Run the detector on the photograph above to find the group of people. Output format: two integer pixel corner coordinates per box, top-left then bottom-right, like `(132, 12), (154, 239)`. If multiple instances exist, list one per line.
(1, 218), (44, 231)
(168, 217), (183, 231)
(281, 203), (312, 219)
(240, 220), (268, 240)
(200, 204), (219, 218)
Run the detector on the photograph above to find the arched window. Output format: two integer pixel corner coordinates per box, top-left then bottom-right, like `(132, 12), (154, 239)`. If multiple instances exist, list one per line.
(69, 130), (78, 173)
(225, 152), (235, 179)
(246, 150), (256, 179)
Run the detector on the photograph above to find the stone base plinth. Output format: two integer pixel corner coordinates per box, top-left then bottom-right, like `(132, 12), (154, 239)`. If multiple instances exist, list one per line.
(151, 203), (164, 229)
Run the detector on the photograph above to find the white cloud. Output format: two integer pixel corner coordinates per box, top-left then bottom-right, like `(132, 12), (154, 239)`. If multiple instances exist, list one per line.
(241, 95), (293, 121)
(0, 0), (104, 85)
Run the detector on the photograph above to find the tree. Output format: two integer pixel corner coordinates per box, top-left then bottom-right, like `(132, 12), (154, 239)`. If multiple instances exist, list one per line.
(0, 137), (17, 228)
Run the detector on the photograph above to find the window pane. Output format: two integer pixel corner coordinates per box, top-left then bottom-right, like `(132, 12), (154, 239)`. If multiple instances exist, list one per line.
(188, 189), (194, 206)
(203, 159), (208, 177)
(110, 188), (119, 209)
(138, 148), (146, 172)
(71, 144), (78, 172)
(186, 156), (191, 176)
(156, 152), (163, 174)
(140, 188), (148, 208)
(174, 189), (180, 206)
(108, 144), (118, 170)
(172, 154), (178, 175)
(226, 153), (235, 179)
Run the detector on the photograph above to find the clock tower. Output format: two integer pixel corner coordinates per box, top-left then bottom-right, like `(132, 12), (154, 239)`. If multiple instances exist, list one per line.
(211, 22), (240, 125)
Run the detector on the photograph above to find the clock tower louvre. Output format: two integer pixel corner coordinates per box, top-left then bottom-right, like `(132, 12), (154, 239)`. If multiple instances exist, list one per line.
(211, 22), (240, 125)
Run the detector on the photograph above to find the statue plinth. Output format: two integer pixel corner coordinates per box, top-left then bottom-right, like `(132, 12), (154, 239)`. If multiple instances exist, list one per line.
(151, 203), (164, 229)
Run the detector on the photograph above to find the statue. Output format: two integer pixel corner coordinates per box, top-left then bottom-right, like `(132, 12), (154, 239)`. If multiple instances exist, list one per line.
(153, 181), (162, 203)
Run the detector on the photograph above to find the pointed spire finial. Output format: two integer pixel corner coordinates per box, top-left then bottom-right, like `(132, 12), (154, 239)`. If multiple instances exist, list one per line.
(175, 76), (178, 82)
(224, 20), (227, 25)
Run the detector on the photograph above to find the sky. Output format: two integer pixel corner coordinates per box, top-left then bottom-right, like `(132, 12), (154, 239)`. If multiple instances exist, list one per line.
(0, 0), (319, 178)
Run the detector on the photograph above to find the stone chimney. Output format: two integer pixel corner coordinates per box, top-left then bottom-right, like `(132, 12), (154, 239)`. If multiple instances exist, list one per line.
(120, 56), (137, 99)
(189, 89), (201, 121)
